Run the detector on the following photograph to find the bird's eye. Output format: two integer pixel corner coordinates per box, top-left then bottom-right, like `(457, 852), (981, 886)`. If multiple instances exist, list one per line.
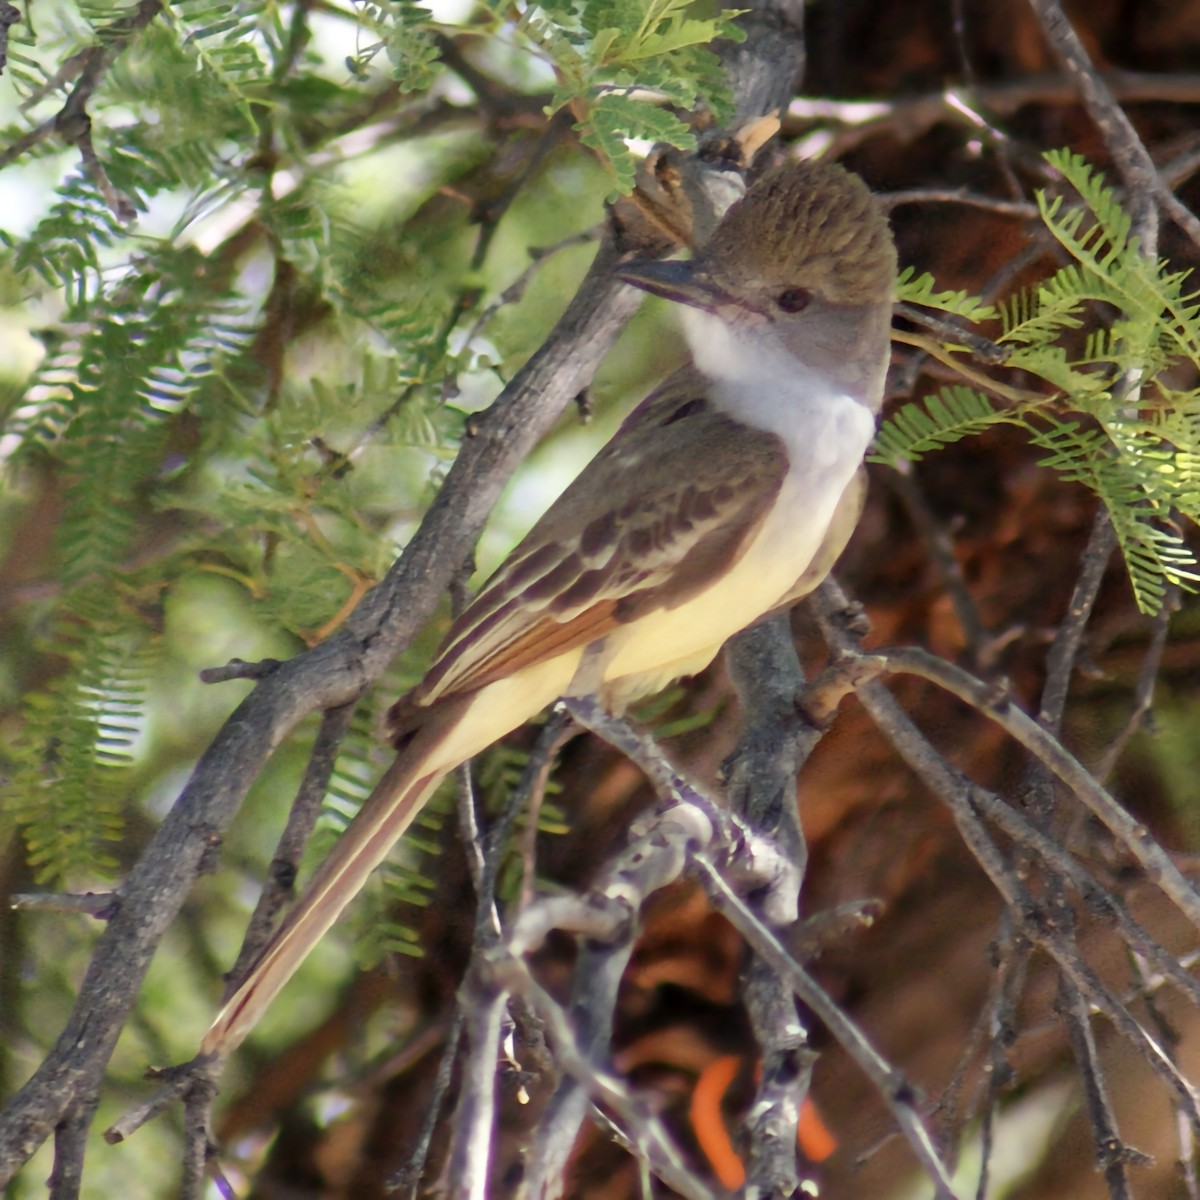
(775, 287), (811, 314)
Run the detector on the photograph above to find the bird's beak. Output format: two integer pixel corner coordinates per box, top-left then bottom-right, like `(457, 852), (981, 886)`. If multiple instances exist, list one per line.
(616, 259), (730, 313)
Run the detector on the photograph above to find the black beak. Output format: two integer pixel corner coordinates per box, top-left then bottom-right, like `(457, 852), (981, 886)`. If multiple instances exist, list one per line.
(615, 259), (730, 313)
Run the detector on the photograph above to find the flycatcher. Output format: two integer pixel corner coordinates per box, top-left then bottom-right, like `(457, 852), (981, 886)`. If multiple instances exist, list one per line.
(201, 159), (897, 1059)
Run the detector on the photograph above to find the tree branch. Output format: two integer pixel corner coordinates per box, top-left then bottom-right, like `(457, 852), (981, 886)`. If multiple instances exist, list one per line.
(0, 233), (643, 1187)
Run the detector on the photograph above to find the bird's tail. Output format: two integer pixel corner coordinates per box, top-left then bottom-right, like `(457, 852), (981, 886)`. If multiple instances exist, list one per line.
(200, 747), (446, 1061)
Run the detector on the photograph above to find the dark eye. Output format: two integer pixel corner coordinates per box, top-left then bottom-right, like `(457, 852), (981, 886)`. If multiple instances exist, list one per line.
(775, 287), (811, 313)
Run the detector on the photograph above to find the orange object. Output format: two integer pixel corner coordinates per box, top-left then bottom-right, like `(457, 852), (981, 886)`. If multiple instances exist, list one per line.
(691, 1055), (746, 1189)
(797, 1094), (837, 1163)
(690, 1054), (837, 1189)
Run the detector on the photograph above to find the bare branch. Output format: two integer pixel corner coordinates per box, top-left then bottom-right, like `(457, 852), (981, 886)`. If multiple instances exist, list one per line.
(444, 981), (507, 1200)
(198, 659), (283, 684)
(387, 1014), (464, 1197)
(856, 668), (1200, 1132)
(9, 892), (117, 918)
(882, 188), (1040, 218)
(489, 951), (722, 1200)
(1058, 976), (1143, 1200)
(0, 233), (644, 1186)
(0, 0), (163, 212)
(1036, 511), (1117, 736)
(882, 468), (990, 666)
(795, 71), (1200, 160)
(964, 783), (1200, 1011)
(811, 584), (1200, 1140)
(692, 856), (963, 1200)
(877, 644), (1200, 933)
(1028, 0), (1200, 251)
(1094, 587), (1178, 783)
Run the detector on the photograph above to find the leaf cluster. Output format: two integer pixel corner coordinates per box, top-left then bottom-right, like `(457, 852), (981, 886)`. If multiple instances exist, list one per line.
(875, 150), (1200, 614)
(0, 1), (606, 885)
(514, 0), (746, 193)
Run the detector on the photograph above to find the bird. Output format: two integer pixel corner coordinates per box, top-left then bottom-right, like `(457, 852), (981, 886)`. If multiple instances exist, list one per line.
(200, 158), (897, 1060)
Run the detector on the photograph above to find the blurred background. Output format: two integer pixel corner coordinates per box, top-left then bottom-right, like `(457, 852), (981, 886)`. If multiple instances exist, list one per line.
(3, 0), (1200, 1196)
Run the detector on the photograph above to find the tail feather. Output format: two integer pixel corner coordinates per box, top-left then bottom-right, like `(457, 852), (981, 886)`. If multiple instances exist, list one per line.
(201, 754), (445, 1060)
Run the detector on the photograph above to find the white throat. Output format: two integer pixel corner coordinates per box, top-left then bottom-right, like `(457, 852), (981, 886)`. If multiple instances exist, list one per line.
(678, 306), (876, 463)
(680, 305), (805, 392)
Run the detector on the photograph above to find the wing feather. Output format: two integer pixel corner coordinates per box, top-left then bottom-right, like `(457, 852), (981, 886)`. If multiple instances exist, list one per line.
(391, 369), (789, 731)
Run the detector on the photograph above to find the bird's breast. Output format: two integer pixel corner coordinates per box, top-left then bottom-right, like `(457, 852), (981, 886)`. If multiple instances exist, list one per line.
(600, 389), (873, 692)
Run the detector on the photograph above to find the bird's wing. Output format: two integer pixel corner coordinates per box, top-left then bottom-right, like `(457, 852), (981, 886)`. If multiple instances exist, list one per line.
(394, 369), (790, 724)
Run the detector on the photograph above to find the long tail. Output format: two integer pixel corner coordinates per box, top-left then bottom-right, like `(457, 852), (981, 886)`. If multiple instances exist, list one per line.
(200, 752), (445, 1060)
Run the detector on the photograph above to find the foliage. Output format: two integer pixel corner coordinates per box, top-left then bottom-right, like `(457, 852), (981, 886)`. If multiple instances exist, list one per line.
(1, 0), (738, 884)
(895, 266), (998, 324)
(3, 2), (1200, 1198)
(871, 385), (1013, 462)
(874, 150), (1200, 613)
(519, 0), (745, 193)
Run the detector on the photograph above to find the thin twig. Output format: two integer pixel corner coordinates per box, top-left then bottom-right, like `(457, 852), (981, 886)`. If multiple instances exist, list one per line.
(408, 712), (573, 1193)
(1011, 15), (1183, 1189)
(1057, 976), (1142, 1199)
(792, 71), (1200, 159)
(104, 1066), (197, 1146)
(198, 658), (283, 684)
(1028, 0), (1196, 251)
(452, 227), (602, 390)
(1036, 511), (1116, 734)
(852, 671), (1200, 1134)
(975, 921), (1028, 1199)
(1094, 586), (1178, 783)
(693, 856), (963, 1200)
(1131, 952), (1200, 1200)
(882, 468), (990, 666)
(890, 328), (1043, 403)
(894, 302), (1010, 364)
(48, 1106), (89, 1200)
(1, 0), (164, 219)
(454, 761), (489, 900)
(1161, 135), (1200, 188)
(481, 711), (575, 917)
(9, 892), (117, 918)
(444, 979), (507, 1200)
(877, 645), (1200, 934)
(933, 917), (1021, 1160)
(489, 951), (722, 1200)
(388, 1012), (464, 1197)
(812, 583), (1200, 1134)
(965, 783), (1200, 1011)
(882, 188), (1039, 218)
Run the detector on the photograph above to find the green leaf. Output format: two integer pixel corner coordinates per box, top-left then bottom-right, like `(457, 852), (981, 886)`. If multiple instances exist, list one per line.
(383, 0), (442, 93)
(623, 14), (744, 60)
(870, 387), (1012, 465)
(896, 266), (997, 323)
(1029, 415), (1200, 613)
(577, 92), (696, 194)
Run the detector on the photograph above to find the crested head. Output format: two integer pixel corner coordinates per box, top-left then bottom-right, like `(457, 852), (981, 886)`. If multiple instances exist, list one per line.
(699, 160), (897, 307)
(616, 158), (897, 409)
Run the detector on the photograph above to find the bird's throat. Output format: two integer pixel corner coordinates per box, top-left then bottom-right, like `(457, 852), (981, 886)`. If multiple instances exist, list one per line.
(678, 306), (877, 459)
